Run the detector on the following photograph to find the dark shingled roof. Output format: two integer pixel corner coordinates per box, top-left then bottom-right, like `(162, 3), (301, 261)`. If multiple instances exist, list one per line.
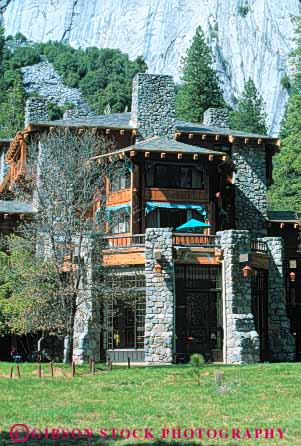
(0, 200), (36, 215)
(31, 112), (275, 140)
(268, 211), (301, 222)
(122, 136), (227, 156)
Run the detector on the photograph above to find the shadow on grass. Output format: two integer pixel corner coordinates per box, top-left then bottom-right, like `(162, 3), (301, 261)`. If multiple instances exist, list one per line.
(0, 431), (242, 446)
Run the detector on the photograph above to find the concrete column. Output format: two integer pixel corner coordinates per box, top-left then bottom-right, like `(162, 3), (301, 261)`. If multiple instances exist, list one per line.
(144, 228), (175, 364)
(219, 230), (260, 363)
(263, 237), (295, 361)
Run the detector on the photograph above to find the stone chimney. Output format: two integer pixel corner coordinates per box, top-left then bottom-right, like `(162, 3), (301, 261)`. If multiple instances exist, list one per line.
(25, 97), (48, 127)
(130, 73), (176, 140)
(203, 108), (229, 129)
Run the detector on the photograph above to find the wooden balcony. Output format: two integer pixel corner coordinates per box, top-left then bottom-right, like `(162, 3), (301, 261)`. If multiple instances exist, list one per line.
(144, 187), (208, 202)
(104, 234), (145, 247)
(106, 189), (131, 206)
(172, 233), (219, 247)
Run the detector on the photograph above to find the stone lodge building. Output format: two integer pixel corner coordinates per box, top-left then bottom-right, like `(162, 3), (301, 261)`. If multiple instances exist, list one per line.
(0, 73), (299, 364)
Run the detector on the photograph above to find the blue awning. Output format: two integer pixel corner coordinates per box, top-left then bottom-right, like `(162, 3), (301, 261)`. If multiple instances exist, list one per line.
(106, 203), (131, 215)
(145, 202), (207, 217)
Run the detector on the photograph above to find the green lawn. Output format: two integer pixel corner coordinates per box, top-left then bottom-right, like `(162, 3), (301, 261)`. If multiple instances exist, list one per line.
(0, 362), (300, 446)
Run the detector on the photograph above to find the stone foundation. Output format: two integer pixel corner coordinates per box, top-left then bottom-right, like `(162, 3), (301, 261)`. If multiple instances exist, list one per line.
(144, 228), (175, 364)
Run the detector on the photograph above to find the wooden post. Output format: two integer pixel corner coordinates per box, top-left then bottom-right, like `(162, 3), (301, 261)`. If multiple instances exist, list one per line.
(72, 362), (76, 377)
(109, 360), (113, 371)
(50, 362), (54, 378)
(92, 360), (96, 375)
(38, 364), (42, 379)
(10, 367), (13, 379)
(128, 357), (131, 369)
(89, 357), (92, 372)
(16, 365), (21, 378)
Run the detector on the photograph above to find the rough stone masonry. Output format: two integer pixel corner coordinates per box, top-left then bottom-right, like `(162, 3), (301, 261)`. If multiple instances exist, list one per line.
(130, 73), (176, 141)
(144, 228), (175, 364)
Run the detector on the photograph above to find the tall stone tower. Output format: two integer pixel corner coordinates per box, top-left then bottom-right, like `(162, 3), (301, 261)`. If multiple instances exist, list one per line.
(130, 73), (176, 141)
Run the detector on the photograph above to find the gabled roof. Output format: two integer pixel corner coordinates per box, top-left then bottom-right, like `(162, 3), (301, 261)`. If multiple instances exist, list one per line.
(121, 136), (227, 156)
(268, 210), (301, 223)
(29, 112), (276, 141)
(93, 136), (229, 160)
(0, 200), (37, 215)
(32, 112), (134, 130)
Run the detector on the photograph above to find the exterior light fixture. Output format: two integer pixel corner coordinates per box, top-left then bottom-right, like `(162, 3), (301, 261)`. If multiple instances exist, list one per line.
(289, 271), (296, 282)
(154, 263), (162, 273)
(215, 192), (221, 198)
(242, 265), (252, 279)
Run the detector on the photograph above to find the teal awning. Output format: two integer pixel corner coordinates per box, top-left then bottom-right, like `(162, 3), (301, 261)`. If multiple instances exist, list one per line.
(176, 218), (211, 231)
(145, 202), (207, 217)
(106, 203), (131, 215)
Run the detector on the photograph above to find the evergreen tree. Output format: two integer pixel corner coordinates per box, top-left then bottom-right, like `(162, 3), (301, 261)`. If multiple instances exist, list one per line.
(268, 18), (301, 211)
(229, 78), (267, 135)
(176, 26), (225, 122)
(0, 73), (25, 138)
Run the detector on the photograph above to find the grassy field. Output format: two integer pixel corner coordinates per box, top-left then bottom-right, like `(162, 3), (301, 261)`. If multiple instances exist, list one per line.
(0, 362), (300, 446)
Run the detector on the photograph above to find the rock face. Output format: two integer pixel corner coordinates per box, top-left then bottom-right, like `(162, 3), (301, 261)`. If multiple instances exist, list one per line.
(1, 0), (301, 135)
(21, 59), (94, 116)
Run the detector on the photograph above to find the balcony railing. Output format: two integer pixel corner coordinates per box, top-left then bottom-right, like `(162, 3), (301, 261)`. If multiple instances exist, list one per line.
(251, 241), (267, 254)
(172, 233), (219, 247)
(104, 234), (145, 248)
(103, 233), (220, 249)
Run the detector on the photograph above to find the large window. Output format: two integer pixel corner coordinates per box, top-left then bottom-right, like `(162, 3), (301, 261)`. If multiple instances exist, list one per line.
(109, 162), (131, 192)
(104, 268), (146, 350)
(146, 209), (204, 231)
(109, 209), (130, 234)
(145, 162), (204, 189)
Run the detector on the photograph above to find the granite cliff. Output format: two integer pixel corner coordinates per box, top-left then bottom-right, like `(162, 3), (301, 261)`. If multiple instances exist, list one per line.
(1, 0), (301, 135)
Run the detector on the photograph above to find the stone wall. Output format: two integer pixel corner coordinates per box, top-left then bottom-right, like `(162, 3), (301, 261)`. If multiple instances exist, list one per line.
(25, 97), (48, 126)
(232, 142), (267, 237)
(144, 228), (175, 364)
(263, 237), (295, 361)
(72, 234), (103, 364)
(219, 230), (260, 364)
(203, 108), (229, 128)
(131, 73), (176, 141)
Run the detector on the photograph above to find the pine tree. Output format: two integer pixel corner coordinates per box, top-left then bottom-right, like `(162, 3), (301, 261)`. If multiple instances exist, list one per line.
(0, 74), (25, 139)
(176, 26), (225, 122)
(229, 78), (267, 135)
(268, 18), (301, 211)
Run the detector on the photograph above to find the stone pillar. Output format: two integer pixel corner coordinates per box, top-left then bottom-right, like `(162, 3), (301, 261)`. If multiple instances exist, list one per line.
(130, 73), (176, 140)
(232, 142), (267, 237)
(263, 237), (295, 361)
(219, 230), (260, 363)
(144, 228), (175, 364)
(203, 108), (229, 128)
(71, 234), (103, 364)
(25, 97), (48, 127)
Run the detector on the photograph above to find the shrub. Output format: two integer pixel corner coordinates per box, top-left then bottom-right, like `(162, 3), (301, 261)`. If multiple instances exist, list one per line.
(238, 5), (249, 17)
(190, 353), (205, 367)
(281, 74), (291, 90)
